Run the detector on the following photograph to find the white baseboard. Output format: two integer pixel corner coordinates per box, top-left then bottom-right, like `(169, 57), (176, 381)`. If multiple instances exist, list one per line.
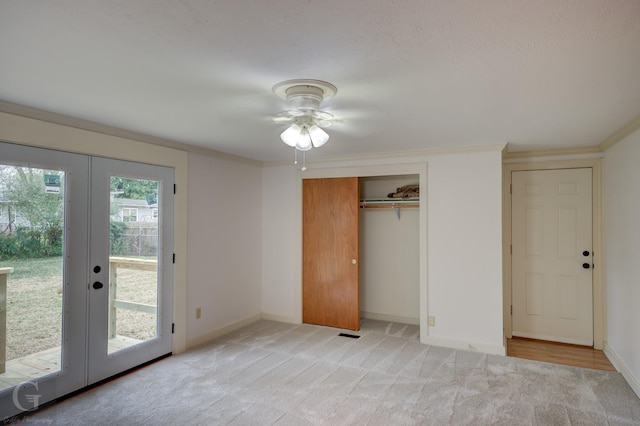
(360, 311), (419, 326)
(184, 312), (505, 357)
(186, 312), (262, 349)
(604, 342), (640, 399)
(261, 312), (300, 324)
(422, 335), (506, 356)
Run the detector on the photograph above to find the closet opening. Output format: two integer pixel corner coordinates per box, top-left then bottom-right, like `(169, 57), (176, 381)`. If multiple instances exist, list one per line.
(359, 175), (420, 327)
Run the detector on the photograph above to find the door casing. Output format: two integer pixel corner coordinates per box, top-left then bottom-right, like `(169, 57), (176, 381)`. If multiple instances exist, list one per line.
(294, 163), (428, 341)
(502, 157), (604, 349)
(0, 142), (174, 418)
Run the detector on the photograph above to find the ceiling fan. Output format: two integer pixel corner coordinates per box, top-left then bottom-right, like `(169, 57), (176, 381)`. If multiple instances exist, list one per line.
(271, 79), (339, 166)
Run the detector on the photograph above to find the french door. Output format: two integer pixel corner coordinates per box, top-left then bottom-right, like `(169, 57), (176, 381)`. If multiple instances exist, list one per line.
(0, 142), (173, 419)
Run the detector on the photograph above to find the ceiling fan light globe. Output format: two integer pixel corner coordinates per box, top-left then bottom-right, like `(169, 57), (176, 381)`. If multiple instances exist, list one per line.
(309, 125), (329, 148)
(280, 124), (302, 147)
(296, 128), (313, 151)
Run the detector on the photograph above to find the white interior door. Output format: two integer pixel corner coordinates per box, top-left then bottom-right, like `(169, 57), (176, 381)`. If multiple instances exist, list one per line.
(88, 157), (173, 384)
(512, 168), (593, 345)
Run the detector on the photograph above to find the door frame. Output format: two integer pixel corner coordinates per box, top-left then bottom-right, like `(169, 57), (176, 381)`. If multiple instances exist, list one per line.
(0, 108), (188, 355)
(502, 157), (604, 349)
(294, 163), (428, 341)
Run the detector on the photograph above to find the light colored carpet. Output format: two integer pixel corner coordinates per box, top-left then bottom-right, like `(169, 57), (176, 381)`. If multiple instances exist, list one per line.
(11, 319), (640, 425)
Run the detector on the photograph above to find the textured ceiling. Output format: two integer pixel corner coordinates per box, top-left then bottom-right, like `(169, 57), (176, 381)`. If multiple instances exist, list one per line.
(1, 0), (639, 162)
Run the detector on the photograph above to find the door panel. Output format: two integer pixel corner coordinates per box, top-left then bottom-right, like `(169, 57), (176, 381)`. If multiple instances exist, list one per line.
(88, 158), (173, 384)
(0, 142), (88, 418)
(303, 177), (359, 330)
(512, 168), (593, 345)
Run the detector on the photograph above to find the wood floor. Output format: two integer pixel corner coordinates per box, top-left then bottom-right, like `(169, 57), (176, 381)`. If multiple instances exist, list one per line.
(0, 335), (142, 391)
(507, 337), (616, 371)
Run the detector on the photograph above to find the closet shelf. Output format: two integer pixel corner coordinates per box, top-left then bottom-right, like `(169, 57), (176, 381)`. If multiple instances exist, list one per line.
(359, 197), (420, 209)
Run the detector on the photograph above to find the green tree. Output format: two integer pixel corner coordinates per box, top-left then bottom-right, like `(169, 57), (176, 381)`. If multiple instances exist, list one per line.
(0, 166), (64, 257)
(110, 177), (158, 202)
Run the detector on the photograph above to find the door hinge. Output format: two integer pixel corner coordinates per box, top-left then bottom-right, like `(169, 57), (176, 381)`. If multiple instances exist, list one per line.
(173, 184), (176, 194)
(173, 253), (175, 264)
(172, 323), (175, 334)
(510, 305), (512, 315)
(510, 244), (512, 254)
(510, 184), (512, 194)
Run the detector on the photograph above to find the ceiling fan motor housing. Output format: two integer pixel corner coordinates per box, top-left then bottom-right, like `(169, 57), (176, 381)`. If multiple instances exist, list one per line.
(285, 85), (324, 111)
(273, 79), (337, 113)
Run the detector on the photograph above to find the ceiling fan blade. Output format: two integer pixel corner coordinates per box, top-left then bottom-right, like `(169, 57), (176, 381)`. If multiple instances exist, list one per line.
(272, 115), (295, 124)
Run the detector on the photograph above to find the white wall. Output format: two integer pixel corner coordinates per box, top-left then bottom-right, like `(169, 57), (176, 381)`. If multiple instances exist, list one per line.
(603, 130), (640, 397)
(425, 150), (504, 352)
(261, 165), (298, 321)
(261, 146), (505, 355)
(186, 152), (263, 346)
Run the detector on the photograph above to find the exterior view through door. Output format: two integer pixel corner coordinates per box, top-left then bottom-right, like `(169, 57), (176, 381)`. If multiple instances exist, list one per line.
(511, 168), (593, 346)
(0, 142), (173, 419)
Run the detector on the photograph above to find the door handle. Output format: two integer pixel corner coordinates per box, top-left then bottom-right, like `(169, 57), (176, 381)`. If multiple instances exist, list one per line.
(92, 281), (104, 289)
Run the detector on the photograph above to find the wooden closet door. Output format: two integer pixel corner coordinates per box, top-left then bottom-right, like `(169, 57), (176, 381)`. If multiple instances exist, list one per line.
(303, 177), (360, 330)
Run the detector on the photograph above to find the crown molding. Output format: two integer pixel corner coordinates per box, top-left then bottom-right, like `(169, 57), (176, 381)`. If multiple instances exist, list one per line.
(502, 146), (603, 161)
(0, 100), (262, 166)
(263, 143), (507, 168)
(599, 114), (640, 151)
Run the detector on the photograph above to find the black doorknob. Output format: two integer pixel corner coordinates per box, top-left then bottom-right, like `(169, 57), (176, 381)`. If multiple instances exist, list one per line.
(582, 263), (591, 269)
(92, 281), (104, 289)
(582, 251), (590, 257)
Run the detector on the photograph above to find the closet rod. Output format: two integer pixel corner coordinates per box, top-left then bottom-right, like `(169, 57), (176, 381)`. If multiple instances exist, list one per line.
(359, 198), (419, 209)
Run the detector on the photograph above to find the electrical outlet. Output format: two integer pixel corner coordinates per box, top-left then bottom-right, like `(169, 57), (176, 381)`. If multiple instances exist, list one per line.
(196, 307), (201, 319)
(428, 316), (435, 327)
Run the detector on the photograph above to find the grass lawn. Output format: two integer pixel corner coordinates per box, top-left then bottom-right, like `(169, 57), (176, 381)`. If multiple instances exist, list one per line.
(3, 256), (156, 360)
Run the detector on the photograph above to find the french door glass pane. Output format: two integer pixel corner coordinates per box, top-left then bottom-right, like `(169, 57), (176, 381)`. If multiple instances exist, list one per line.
(0, 165), (64, 391)
(107, 176), (159, 354)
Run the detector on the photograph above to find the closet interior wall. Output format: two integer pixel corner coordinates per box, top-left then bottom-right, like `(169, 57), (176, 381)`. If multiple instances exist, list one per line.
(359, 175), (420, 325)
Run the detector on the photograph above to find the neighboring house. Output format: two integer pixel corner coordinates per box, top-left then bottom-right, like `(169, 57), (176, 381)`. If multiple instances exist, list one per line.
(0, 195), (30, 232)
(111, 197), (158, 223)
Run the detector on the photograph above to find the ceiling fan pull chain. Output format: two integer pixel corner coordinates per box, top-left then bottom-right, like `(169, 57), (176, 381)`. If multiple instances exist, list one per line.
(294, 147), (298, 165)
(301, 150), (307, 171)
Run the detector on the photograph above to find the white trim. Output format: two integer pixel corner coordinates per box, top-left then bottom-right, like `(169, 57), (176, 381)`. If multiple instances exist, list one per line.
(422, 336), (505, 356)
(264, 143), (506, 167)
(604, 342), (640, 399)
(261, 313), (300, 324)
(361, 311), (420, 326)
(0, 100), (261, 166)
(294, 162), (429, 344)
(186, 312), (262, 349)
(502, 158), (604, 350)
(0, 110), (189, 355)
(503, 152), (604, 163)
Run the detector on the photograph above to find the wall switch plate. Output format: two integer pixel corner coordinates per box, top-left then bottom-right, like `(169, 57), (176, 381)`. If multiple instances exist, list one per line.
(427, 316), (435, 326)
(196, 307), (201, 319)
